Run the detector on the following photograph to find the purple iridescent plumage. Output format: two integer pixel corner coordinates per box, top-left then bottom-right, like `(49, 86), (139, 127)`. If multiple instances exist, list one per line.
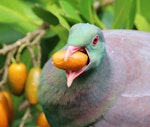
(38, 23), (150, 127)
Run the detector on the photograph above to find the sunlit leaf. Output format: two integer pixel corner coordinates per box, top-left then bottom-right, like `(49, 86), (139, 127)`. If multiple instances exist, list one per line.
(135, 14), (150, 32)
(0, 0), (42, 33)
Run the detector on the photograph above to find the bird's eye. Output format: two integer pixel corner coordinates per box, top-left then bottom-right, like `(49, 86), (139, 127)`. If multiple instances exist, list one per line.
(92, 35), (99, 46)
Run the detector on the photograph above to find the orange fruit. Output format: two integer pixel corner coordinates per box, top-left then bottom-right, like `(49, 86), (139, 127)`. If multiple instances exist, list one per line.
(25, 67), (41, 105)
(0, 92), (9, 127)
(36, 112), (51, 127)
(8, 62), (27, 96)
(2, 90), (14, 124)
(0, 105), (9, 127)
(52, 50), (88, 70)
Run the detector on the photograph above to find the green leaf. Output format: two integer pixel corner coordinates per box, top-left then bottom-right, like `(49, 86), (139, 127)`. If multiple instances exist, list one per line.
(0, 55), (6, 69)
(41, 35), (59, 66)
(137, 0), (150, 22)
(49, 25), (69, 56)
(43, 29), (57, 39)
(126, 0), (136, 28)
(0, 23), (24, 44)
(47, 4), (70, 30)
(0, 0), (42, 33)
(92, 7), (105, 29)
(51, 25), (68, 42)
(33, 4), (59, 25)
(20, 48), (33, 71)
(48, 40), (66, 57)
(135, 14), (150, 32)
(78, 0), (94, 23)
(59, 0), (82, 23)
(112, 0), (136, 29)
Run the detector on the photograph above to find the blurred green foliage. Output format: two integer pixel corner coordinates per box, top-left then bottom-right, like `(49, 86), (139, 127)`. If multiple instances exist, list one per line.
(0, 0), (150, 126)
(0, 0), (150, 52)
(0, 0), (149, 41)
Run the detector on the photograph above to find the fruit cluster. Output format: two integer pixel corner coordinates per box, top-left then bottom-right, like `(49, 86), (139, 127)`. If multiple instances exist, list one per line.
(0, 61), (50, 127)
(0, 47), (88, 127)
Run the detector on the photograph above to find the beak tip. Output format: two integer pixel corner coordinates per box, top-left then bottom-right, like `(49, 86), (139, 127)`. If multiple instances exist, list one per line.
(67, 79), (73, 88)
(67, 83), (72, 88)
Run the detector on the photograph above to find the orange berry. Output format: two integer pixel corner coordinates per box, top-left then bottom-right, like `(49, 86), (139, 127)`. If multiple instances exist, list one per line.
(0, 105), (9, 127)
(0, 92), (9, 127)
(8, 62), (27, 96)
(2, 90), (14, 124)
(36, 112), (51, 127)
(52, 50), (88, 70)
(25, 67), (41, 105)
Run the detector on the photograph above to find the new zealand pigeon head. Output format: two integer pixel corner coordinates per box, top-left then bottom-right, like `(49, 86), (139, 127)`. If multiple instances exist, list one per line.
(64, 23), (106, 87)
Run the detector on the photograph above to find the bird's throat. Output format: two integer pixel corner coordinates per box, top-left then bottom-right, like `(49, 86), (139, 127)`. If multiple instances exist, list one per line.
(65, 46), (90, 87)
(66, 65), (87, 87)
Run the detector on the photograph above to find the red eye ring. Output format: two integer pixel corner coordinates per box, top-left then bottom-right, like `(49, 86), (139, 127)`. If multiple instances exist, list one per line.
(92, 35), (99, 46)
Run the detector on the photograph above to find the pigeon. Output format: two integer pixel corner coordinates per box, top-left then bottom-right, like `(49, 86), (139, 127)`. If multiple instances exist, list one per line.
(38, 23), (150, 127)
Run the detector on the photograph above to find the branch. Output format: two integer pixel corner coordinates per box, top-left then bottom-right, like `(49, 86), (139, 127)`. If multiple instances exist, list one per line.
(93, 0), (114, 12)
(0, 29), (45, 55)
(18, 100), (30, 111)
(27, 46), (37, 67)
(19, 105), (31, 127)
(0, 26), (46, 87)
(18, 100), (31, 127)
(102, 0), (114, 7)
(0, 49), (16, 88)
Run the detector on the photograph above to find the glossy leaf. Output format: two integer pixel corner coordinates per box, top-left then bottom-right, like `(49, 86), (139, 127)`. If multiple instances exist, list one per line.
(135, 14), (150, 32)
(135, 0), (150, 31)
(51, 25), (69, 42)
(78, 0), (94, 23)
(47, 4), (70, 30)
(59, 0), (82, 23)
(33, 4), (59, 25)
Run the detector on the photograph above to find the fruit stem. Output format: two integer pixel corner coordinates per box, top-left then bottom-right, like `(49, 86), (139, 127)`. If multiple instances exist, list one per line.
(11, 57), (16, 63)
(16, 44), (27, 63)
(27, 46), (37, 67)
(19, 100), (31, 127)
(37, 44), (41, 67)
